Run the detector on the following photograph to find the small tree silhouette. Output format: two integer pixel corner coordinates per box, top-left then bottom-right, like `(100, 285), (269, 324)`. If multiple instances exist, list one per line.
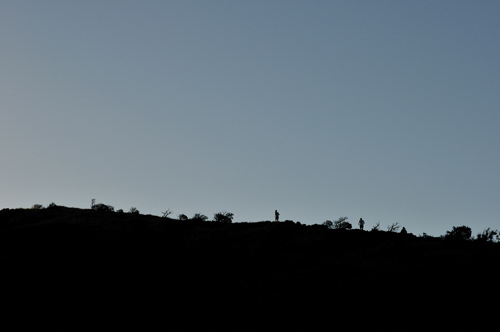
(333, 217), (351, 230)
(444, 226), (472, 241)
(129, 207), (139, 214)
(177, 214), (188, 221)
(213, 211), (234, 223)
(387, 223), (401, 233)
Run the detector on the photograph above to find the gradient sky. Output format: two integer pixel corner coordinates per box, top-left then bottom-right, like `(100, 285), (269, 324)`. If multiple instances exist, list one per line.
(2, 1), (499, 236)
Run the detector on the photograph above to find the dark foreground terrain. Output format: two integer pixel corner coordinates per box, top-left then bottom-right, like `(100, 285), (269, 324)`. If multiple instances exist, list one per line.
(1, 206), (499, 330)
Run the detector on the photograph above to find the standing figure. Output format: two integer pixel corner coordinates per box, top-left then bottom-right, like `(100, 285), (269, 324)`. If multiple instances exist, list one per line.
(358, 218), (365, 230)
(275, 210), (280, 222)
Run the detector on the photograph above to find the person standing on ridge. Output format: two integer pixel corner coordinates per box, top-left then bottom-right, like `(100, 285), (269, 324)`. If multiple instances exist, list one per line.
(275, 210), (280, 222)
(358, 218), (365, 230)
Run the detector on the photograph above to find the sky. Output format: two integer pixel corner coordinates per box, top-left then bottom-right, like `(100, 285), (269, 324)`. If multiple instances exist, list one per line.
(1, 1), (499, 237)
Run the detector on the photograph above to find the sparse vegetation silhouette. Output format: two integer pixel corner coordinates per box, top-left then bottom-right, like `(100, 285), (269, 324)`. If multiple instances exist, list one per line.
(1, 203), (499, 329)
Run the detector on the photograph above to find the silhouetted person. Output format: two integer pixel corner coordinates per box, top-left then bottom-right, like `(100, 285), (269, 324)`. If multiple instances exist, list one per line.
(275, 210), (280, 222)
(358, 218), (365, 230)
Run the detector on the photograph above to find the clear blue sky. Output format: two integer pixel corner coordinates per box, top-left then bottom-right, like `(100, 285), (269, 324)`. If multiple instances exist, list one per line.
(2, 1), (499, 236)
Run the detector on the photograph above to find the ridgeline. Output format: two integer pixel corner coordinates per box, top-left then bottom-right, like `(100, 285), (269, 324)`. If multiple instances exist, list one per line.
(1, 206), (498, 330)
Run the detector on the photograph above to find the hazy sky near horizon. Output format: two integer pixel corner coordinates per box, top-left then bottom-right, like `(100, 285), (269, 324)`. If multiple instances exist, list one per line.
(2, 1), (499, 236)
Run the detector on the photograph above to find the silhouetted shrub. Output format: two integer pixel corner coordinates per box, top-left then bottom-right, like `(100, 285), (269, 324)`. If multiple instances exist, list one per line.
(178, 214), (188, 221)
(370, 222), (381, 232)
(322, 220), (333, 229)
(444, 226), (472, 241)
(333, 217), (351, 230)
(213, 211), (234, 223)
(47, 203), (57, 209)
(31, 204), (43, 210)
(162, 209), (173, 218)
(475, 228), (499, 243)
(192, 213), (208, 222)
(129, 207), (139, 214)
(387, 223), (401, 232)
(92, 203), (114, 212)
(116, 209), (124, 213)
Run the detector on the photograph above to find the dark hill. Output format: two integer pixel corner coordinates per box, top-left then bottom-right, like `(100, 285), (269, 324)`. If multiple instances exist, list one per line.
(1, 207), (498, 330)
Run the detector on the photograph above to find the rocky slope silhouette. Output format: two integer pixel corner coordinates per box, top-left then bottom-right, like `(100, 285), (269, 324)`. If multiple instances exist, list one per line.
(1, 206), (498, 330)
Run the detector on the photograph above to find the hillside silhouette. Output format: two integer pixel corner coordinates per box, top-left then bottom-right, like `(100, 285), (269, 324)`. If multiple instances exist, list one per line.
(1, 206), (498, 330)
